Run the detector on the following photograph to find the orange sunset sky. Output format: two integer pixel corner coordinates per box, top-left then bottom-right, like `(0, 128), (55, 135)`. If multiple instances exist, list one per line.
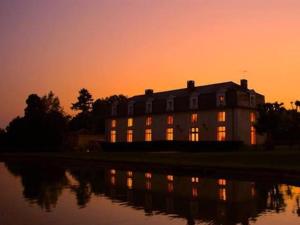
(0, 0), (300, 128)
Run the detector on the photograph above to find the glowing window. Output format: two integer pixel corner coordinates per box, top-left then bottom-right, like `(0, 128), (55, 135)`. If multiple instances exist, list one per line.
(167, 182), (174, 192)
(250, 112), (256, 123)
(191, 177), (199, 183)
(251, 126), (256, 145)
(145, 129), (152, 142)
(127, 130), (133, 142)
(110, 169), (116, 175)
(189, 127), (199, 142)
(219, 188), (227, 201)
(146, 116), (152, 126)
(127, 177), (133, 189)
(218, 179), (226, 186)
(166, 128), (174, 141)
(110, 130), (116, 143)
(167, 115), (174, 125)
(218, 111), (226, 122)
(217, 126), (226, 141)
(145, 173), (152, 179)
(167, 175), (174, 182)
(191, 113), (198, 124)
(127, 171), (133, 177)
(110, 176), (116, 186)
(128, 118), (133, 127)
(192, 187), (198, 198)
(111, 119), (116, 128)
(146, 180), (151, 190)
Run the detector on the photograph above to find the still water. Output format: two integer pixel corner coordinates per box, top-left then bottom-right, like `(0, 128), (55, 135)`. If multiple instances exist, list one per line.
(0, 160), (300, 225)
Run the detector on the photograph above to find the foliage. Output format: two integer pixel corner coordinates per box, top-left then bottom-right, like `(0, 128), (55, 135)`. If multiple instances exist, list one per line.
(71, 88), (93, 114)
(5, 92), (69, 151)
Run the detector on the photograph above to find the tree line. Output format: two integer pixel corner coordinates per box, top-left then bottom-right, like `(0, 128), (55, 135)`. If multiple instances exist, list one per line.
(0, 89), (127, 151)
(0, 89), (299, 151)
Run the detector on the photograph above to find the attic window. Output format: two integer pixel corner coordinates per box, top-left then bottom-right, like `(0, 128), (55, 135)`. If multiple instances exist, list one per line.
(190, 95), (198, 109)
(128, 102), (134, 115)
(146, 100), (152, 113)
(166, 99), (174, 111)
(217, 93), (226, 106)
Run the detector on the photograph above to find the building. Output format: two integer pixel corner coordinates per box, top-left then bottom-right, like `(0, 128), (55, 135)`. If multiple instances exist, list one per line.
(105, 79), (265, 145)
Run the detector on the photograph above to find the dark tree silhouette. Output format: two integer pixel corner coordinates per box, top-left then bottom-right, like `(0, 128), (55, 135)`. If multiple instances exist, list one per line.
(71, 88), (93, 114)
(295, 100), (300, 112)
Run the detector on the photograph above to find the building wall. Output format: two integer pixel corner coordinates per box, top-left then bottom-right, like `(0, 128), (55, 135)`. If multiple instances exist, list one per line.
(105, 107), (264, 144)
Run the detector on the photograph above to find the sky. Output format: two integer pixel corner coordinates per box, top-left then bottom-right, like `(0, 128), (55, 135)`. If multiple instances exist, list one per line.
(1, 0), (300, 128)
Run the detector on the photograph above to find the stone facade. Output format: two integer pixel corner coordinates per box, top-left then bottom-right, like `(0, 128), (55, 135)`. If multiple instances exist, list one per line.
(105, 80), (265, 145)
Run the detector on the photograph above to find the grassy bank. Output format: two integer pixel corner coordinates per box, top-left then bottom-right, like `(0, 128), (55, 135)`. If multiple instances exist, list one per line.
(1, 149), (300, 175)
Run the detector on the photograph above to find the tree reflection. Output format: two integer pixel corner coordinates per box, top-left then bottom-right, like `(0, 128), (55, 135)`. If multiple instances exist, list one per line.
(5, 161), (67, 212)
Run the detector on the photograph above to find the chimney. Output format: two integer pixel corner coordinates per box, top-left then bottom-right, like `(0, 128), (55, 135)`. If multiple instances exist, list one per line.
(187, 80), (195, 90)
(145, 89), (154, 96)
(240, 79), (248, 89)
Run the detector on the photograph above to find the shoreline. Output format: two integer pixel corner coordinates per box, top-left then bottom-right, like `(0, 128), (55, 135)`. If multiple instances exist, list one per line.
(1, 151), (300, 182)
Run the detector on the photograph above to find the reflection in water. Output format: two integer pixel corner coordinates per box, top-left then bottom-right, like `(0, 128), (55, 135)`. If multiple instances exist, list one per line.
(3, 161), (300, 225)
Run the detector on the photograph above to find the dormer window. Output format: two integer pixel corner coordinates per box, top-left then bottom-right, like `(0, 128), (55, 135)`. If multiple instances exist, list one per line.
(111, 102), (117, 116)
(166, 97), (174, 112)
(217, 93), (226, 106)
(146, 99), (153, 114)
(190, 95), (198, 109)
(250, 92), (256, 107)
(128, 102), (134, 115)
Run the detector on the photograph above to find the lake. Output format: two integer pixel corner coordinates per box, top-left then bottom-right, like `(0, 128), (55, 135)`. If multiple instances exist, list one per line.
(0, 160), (300, 225)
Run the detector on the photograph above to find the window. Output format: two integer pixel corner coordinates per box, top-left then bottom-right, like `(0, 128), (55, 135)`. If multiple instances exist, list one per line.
(111, 119), (116, 128)
(217, 126), (226, 141)
(146, 116), (152, 126)
(128, 102), (134, 115)
(127, 130), (133, 142)
(218, 111), (226, 122)
(250, 112), (256, 123)
(166, 98), (174, 111)
(167, 115), (174, 125)
(146, 101), (152, 113)
(191, 113), (198, 124)
(251, 126), (256, 145)
(110, 130), (116, 143)
(111, 103), (117, 116)
(166, 128), (173, 141)
(145, 129), (152, 141)
(218, 179), (226, 186)
(219, 188), (227, 201)
(189, 127), (199, 141)
(145, 173), (152, 179)
(167, 175), (174, 182)
(128, 118), (133, 127)
(250, 93), (256, 107)
(190, 96), (198, 109)
(217, 93), (226, 106)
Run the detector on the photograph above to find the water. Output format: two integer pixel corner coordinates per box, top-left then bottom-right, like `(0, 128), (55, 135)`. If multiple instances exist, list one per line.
(0, 160), (300, 225)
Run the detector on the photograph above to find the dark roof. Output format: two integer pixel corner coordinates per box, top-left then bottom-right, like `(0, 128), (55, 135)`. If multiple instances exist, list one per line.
(129, 81), (245, 102)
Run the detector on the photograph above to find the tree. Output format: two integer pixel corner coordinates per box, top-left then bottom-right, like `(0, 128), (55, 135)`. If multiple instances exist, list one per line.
(42, 91), (63, 113)
(295, 100), (300, 112)
(71, 89), (93, 114)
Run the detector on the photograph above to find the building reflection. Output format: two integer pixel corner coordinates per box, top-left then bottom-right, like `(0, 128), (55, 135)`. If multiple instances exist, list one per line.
(4, 161), (300, 224)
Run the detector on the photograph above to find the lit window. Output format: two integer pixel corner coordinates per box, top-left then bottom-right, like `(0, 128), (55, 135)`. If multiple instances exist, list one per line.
(146, 180), (151, 190)
(218, 111), (226, 122)
(219, 188), (227, 201)
(250, 112), (256, 123)
(166, 128), (174, 141)
(127, 171), (133, 177)
(111, 119), (116, 128)
(217, 94), (226, 106)
(191, 113), (198, 124)
(167, 175), (174, 182)
(167, 182), (174, 192)
(127, 177), (133, 189)
(127, 130), (133, 142)
(218, 179), (226, 186)
(145, 173), (152, 179)
(110, 130), (116, 143)
(110, 176), (116, 186)
(217, 126), (226, 141)
(110, 169), (116, 175)
(192, 187), (198, 198)
(128, 118), (133, 127)
(191, 177), (199, 183)
(251, 126), (256, 145)
(167, 115), (174, 125)
(145, 129), (152, 141)
(189, 127), (199, 141)
(146, 116), (152, 126)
